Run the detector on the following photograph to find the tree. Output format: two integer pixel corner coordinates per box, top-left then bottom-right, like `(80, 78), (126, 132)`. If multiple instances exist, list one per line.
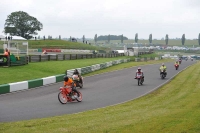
(181, 34), (185, 45)
(121, 34), (123, 44)
(198, 33), (200, 45)
(165, 34), (169, 45)
(149, 34), (152, 44)
(4, 11), (43, 39)
(108, 34), (110, 44)
(83, 35), (85, 43)
(94, 34), (97, 44)
(135, 33), (138, 43)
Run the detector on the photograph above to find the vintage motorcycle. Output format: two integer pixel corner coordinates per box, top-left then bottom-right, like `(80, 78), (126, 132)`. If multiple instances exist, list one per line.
(58, 86), (82, 104)
(160, 69), (166, 79)
(135, 73), (144, 86)
(72, 74), (83, 88)
(174, 64), (179, 70)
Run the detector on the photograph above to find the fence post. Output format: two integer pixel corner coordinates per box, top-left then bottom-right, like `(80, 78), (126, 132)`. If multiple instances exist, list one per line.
(70, 54), (72, 60)
(48, 55), (50, 61)
(29, 55), (31, 62)
(63, 54), (65, 60)
(76, 54), (78, 59)
(56, 54), (58, 60)
(39, 55), (41, 62)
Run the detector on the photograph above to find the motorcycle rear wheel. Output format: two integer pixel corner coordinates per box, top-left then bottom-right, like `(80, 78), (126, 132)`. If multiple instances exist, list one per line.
(58, 92), (68, 104)
(161, 74), (165, 79)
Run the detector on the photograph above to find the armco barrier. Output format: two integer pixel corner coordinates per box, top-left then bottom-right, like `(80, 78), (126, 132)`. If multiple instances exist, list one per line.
(135, 57), (161, 62)
(0, 59), (130, 94)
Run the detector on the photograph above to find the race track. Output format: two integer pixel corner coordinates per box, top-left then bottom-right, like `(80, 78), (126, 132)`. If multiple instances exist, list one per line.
(0, 60), (196, 122)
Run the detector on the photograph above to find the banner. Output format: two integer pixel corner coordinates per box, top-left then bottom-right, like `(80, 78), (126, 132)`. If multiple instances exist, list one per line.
(42, 49), (61, 52)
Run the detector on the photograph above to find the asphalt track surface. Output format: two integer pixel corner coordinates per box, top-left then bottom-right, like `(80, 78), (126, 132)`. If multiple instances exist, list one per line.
(0, 60), (196, 122)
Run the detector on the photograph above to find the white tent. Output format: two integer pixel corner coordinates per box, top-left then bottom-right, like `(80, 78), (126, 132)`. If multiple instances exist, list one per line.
(12, 36), (27, 40)
(0, 35), (5, 39)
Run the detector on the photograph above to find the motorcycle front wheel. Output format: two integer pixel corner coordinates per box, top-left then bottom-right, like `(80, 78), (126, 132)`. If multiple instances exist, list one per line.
(138, 78), (141, 86)
(58, 92), (68, 104)
(74, 91), (82, 102)
(140, 78), (144, 85)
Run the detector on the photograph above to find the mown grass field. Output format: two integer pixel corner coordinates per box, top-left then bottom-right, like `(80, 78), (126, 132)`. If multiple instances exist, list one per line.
(0, 40), (109, 51)
(0, 59), (199, 133)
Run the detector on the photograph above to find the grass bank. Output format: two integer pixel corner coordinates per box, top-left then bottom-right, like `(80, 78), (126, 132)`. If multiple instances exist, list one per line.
(0, 40), (109, 51)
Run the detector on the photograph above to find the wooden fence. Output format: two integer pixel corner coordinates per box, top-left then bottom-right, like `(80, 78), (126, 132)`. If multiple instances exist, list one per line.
(28, 53), (125, 62)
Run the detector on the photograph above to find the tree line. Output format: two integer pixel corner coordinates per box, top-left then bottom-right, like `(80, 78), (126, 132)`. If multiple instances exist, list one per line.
(2, 11), (200, 46)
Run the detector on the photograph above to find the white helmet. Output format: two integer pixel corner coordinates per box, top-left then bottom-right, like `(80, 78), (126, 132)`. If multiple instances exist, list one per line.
(72, 75), (79, 80)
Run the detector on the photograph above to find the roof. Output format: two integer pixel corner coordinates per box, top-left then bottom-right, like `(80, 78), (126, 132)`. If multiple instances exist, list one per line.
(0, 35), (5, 38)
(12, 36), (27, 40)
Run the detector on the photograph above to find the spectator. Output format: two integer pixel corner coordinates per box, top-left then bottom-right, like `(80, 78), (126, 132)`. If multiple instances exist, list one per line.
(4, 48), (10, 56)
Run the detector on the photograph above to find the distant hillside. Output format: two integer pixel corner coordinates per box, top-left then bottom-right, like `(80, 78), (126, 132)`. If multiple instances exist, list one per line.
(0, 39), (110, 51)
(97, 35), (128, 40)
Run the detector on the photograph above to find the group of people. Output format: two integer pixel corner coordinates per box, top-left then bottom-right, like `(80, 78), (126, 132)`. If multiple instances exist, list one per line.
(134, 63), (167, 80)
(135, 57), (183, 80)
(63, 59), (184, 95)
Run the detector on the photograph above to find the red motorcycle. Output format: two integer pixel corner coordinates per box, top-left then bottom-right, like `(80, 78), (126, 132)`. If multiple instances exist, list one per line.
(58, 86), (82, 104)
(174, 64), (179, 70)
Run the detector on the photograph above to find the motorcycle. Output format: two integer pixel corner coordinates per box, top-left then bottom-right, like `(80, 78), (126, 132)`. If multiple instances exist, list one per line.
(72, 74), (83, 88)
(58, 86), (82, 104)
(179, 60), (182, 64)
(160, 69), (166, 79)
(135, 74), (144, 86)
(174, 64), (179, 70)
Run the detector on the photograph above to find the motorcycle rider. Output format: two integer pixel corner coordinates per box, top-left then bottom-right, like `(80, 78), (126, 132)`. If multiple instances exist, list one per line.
(135, 67), (144, 80)
(179, 57), (182, 64)
(63, 75), (80, 97)
(73, 69), (83, 83)
(159, 63), (167, 75)
(174, 60), (179, 65)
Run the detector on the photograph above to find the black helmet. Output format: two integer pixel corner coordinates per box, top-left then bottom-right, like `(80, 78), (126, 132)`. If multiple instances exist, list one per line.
(63, 75), (69, 81)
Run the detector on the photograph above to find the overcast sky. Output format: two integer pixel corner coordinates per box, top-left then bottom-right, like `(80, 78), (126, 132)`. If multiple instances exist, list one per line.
(0, 0), (200, 39)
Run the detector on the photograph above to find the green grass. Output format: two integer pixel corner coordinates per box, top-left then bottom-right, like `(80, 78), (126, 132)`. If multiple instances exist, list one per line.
(0, 60), (199, 133)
